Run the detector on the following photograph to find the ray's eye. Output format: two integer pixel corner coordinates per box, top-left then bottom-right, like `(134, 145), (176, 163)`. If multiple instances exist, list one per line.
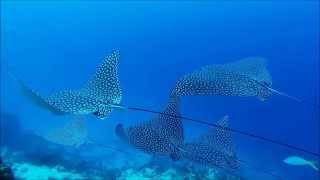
(93, 111), (100, 116)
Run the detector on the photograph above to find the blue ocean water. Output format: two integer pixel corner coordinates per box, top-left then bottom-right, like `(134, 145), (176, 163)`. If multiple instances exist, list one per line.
(1, 1), (319, 180)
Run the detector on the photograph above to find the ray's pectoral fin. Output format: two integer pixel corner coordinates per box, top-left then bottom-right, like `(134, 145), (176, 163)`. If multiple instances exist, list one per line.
(15, 78), (65, 115)
(81, 50), (122, 105)
(13, 50), (124, 118)
(77, 50), (123, 118)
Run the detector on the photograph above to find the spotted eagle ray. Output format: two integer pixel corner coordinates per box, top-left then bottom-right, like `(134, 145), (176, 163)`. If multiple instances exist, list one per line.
(116, 111), (282, 178)
(115, 96), (184, 159)
(173, 115), (240, 170)
(10, 53), (319, 157)
(171, 57), (316, 106)
(14, 50), (122, 119)
(44, 118), (88, 147)
(171, 115), (283, 179)
(42, 117), (127, 153)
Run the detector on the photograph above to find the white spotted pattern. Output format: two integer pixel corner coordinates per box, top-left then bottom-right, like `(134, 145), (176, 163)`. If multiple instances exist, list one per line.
(44, 118), (88, 147)
(20, 50), (122, 119)
(172, 57), (273, 101)
(178, 116), (239, 170)
(116, 96), (184, 156)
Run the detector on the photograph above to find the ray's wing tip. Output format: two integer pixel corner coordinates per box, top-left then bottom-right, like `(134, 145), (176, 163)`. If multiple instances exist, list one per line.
(223, 115), (230, 120)
(110, 49), (120, 57)
(239, 56), (268, 68)
(218, 115), (230, 125)
(104, 49), (120, 65)
(244, 56), (267, 62)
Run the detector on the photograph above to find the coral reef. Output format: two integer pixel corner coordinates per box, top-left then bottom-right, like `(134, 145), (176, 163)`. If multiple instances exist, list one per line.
(1, 145), (242, 180)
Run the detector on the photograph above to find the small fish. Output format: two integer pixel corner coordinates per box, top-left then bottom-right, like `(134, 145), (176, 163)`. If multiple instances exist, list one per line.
(284, 156), (319, 171)
(13, 50), (122, 119)
(115, 96), (184, 158)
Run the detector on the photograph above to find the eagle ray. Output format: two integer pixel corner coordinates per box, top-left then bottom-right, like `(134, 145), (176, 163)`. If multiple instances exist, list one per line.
(11, 54), (319, 157)
(171, 57), (318, 108)
(115, 96), (184, 159)
(13, 50), (122, 119)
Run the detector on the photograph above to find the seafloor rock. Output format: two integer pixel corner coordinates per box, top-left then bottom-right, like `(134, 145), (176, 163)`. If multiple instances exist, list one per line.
(207, 168), (218, 179)
(0, 158), (15, 180)
(117, 167), (213, 180)
(118, 168), (146, 180)
(160, 168), (181, 180)
(142, 167), (156, 177)
(11, 162), (86, 180)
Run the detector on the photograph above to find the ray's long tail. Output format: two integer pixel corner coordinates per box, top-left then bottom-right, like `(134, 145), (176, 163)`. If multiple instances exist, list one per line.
(267, 87), (320, 109)
(85, 140), (129, 154)
(107, 103), (320, 158)
(252, 78), (320, 109)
